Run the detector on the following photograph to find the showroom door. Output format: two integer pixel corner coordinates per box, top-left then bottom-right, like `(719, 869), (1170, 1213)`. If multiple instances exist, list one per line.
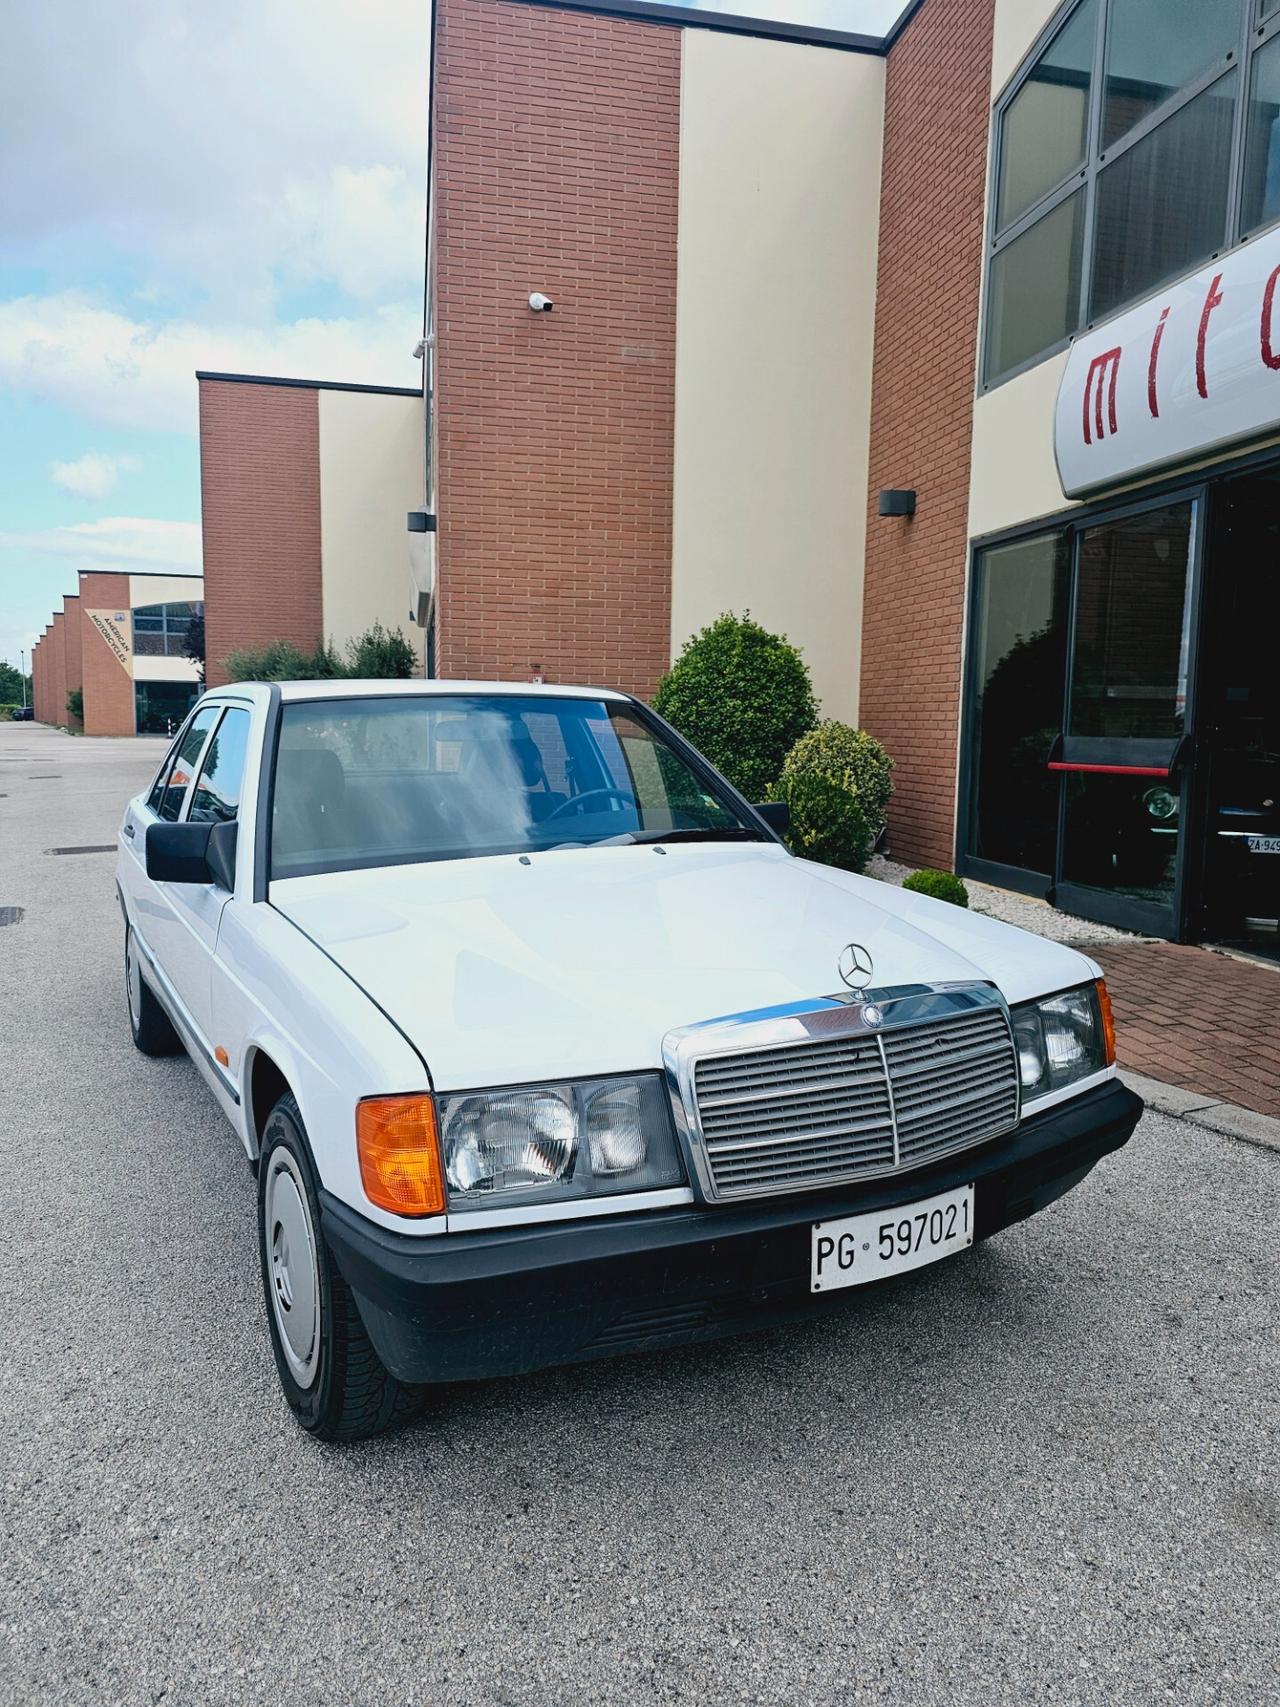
(1051, 497), (1205, 938)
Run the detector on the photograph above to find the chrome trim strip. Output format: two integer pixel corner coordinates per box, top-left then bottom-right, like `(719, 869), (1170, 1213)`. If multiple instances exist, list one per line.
(876, 1031), (901, 1168)
(447, 1185), (695, 1231)
(664, 983), (1019, 1204)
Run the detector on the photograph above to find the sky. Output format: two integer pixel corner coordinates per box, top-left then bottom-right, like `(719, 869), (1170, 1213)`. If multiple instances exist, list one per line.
(0, 0), (901, 675)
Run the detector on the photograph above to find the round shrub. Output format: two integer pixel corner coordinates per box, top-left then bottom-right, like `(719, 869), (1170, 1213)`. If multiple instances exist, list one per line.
(901, 868), (969, 908)
(779, 722), (893, 842)
(776, 770), (874, 873)
(652, 613), (817, 801)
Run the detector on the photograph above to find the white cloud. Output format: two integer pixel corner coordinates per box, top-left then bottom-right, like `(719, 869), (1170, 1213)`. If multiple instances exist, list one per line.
(0, 292), (422, 435)
(50, 451), (142, 500)
(0, 517), (201, 574)
(1, 0), (429, 319)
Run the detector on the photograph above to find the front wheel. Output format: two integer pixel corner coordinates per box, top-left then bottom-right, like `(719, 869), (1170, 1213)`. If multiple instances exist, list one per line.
(257, 1093), (424, 1441)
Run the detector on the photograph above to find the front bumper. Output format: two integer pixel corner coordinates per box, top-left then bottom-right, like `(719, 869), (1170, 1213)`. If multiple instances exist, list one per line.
(321, 1077), (1142, 1384)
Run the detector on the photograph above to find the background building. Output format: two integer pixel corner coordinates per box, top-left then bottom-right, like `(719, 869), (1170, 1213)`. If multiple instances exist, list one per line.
(30, 571), (204, 736)
(192, 0), (1280, 952)
(198, 374), (426, 687)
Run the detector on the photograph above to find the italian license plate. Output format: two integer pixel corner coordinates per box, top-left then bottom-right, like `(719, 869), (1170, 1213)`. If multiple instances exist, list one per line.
(811, 1184), (974, 1293)
(1247, 836), (1280, 854)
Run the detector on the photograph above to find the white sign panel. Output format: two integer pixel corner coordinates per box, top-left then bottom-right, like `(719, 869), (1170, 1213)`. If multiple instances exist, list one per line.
(1055, 227), (1280, 497)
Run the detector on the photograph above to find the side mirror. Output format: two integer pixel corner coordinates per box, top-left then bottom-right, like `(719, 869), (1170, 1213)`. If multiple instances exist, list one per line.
(146, 819), (238, 890)
(754, 801), (790, 834)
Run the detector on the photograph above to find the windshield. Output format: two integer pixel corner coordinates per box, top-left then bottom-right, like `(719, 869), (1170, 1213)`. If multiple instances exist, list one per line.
(269, 694), (765, 877)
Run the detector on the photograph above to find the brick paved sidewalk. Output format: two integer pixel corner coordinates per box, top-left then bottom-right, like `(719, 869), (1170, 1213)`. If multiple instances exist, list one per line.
(1093, 941), (1280, 1118)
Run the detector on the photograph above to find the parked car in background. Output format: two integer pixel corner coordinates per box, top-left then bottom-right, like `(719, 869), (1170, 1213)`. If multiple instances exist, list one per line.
(116, 681), (1143, 1439)
(10, 705), (33, 720)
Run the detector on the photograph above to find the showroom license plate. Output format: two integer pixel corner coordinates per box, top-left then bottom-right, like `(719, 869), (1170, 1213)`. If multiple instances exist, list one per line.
(811, 1184), (974, 1292)
(1247, 836), (1280, 854)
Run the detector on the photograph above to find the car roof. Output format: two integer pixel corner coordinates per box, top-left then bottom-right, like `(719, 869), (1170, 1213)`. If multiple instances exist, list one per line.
(217, 679), (631, 704)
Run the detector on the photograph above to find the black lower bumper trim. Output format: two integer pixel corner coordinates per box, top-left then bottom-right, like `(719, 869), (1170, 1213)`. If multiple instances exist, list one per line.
(321, 1078), (1142, 1384)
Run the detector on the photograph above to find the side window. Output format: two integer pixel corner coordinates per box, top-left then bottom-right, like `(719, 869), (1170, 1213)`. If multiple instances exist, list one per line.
(154, 708), (218, 823)
(187, 708), (251, 824)
(146, 727), (187, 813)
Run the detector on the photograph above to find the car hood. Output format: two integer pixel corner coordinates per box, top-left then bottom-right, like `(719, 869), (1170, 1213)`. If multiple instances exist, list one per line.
(271, 844), (1099, 1090)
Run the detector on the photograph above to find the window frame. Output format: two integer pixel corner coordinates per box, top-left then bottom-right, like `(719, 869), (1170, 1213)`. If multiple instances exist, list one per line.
(184, 704), (253, 828)
(131, 599), (204, 659)
(982, 0), (1280, 390)
(151, 704), (222, 824)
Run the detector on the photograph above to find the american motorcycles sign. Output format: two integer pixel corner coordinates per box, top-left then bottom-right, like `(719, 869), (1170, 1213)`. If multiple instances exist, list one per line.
(1055, 229), (1280, 498)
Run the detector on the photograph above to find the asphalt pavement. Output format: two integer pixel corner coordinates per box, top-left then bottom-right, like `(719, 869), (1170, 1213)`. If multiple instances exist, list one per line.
(2, 720), (1278, 1707)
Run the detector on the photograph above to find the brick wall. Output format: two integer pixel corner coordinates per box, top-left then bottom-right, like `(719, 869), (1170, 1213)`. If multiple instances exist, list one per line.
(49, 613), (67, 730)
(199, 378), (323, 687)
(860, 0), (995, 870)
(31, 638), (43, 722)
(63, 595), (83, 727)
(79, 573), (136, 736)
(433, 0), (680, 696)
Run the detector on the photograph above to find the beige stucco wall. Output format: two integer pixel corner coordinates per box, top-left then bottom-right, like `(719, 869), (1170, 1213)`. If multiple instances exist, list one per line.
(670, 28), (884, 723)
(968, 349), (1074, 538)
(128, 574), (204, 610)
(318, 389), (426, 667)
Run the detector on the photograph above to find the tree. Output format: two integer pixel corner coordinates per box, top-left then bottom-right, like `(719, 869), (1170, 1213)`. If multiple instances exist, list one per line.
(652, 613), (818, 801)
(0, 659), (31, 705)
(183, 610), (206, 683)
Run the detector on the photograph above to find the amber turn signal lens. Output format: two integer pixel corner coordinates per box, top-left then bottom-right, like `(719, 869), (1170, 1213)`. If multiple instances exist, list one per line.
(356, 1094), (445, 1217)
(1096, 978), (1117, 1067)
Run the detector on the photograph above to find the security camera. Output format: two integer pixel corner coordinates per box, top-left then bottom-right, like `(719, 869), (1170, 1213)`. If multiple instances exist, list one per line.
(528, 292), (554, 313)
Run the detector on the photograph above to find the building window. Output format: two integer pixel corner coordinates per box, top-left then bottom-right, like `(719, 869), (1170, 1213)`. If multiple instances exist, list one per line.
(133, 600), (203, 658)
(985, 0), (1280, 386)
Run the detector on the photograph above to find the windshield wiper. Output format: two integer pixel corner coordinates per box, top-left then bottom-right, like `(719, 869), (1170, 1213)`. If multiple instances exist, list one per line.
(626, 826), (765, 845)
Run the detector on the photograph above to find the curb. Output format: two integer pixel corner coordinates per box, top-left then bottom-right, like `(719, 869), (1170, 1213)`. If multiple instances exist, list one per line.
(1120, 1068), (1280, 1156)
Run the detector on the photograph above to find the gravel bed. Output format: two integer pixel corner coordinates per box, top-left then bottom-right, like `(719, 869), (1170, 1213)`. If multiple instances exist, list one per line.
(867, 854), (1143, 947)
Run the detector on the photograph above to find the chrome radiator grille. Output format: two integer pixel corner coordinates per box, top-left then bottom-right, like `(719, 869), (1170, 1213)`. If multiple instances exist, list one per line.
(690, 1003), (1018, 1200)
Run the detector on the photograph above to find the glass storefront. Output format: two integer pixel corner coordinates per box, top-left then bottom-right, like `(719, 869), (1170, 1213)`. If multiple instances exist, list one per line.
(135, 680), (200, 737)
(962, 468), (1280, 947)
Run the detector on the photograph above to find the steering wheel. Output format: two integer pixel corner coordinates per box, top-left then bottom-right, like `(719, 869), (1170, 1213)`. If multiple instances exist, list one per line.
(546, 787), (638, 821)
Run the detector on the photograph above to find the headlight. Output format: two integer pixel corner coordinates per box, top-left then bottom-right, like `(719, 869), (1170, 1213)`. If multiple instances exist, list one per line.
(1010, 982), (1113, 1102)
(439, 1074), (684, 1210)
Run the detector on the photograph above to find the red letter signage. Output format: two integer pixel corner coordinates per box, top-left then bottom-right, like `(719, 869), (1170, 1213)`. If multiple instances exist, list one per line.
(1262, 264), (1280, 370)
(1196, 272), (1224, 400)
(1082, 347), (1121, 445)
(1148, 306), (1170, 419)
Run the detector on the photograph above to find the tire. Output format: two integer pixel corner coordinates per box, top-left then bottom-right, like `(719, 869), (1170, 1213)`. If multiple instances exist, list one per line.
(257, 1092), (425, 1441)
(125, 921), (182, 1057)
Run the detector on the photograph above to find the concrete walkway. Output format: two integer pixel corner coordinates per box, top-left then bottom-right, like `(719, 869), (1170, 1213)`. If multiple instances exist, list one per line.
(1096, 938), (1280, 1121)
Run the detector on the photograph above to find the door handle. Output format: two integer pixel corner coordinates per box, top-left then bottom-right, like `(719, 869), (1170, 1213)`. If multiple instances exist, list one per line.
(123, 823), (135, 839)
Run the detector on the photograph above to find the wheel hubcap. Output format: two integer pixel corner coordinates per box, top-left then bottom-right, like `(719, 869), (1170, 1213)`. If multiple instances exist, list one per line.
(265, 1153), (321, 1388)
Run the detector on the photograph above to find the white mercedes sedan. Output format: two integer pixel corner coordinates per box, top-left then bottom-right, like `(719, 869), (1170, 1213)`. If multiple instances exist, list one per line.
(117, 681), (1141, 1438)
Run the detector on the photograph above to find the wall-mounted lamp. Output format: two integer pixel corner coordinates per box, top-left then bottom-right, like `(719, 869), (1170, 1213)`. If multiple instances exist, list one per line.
(878, 489), (917, 518)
